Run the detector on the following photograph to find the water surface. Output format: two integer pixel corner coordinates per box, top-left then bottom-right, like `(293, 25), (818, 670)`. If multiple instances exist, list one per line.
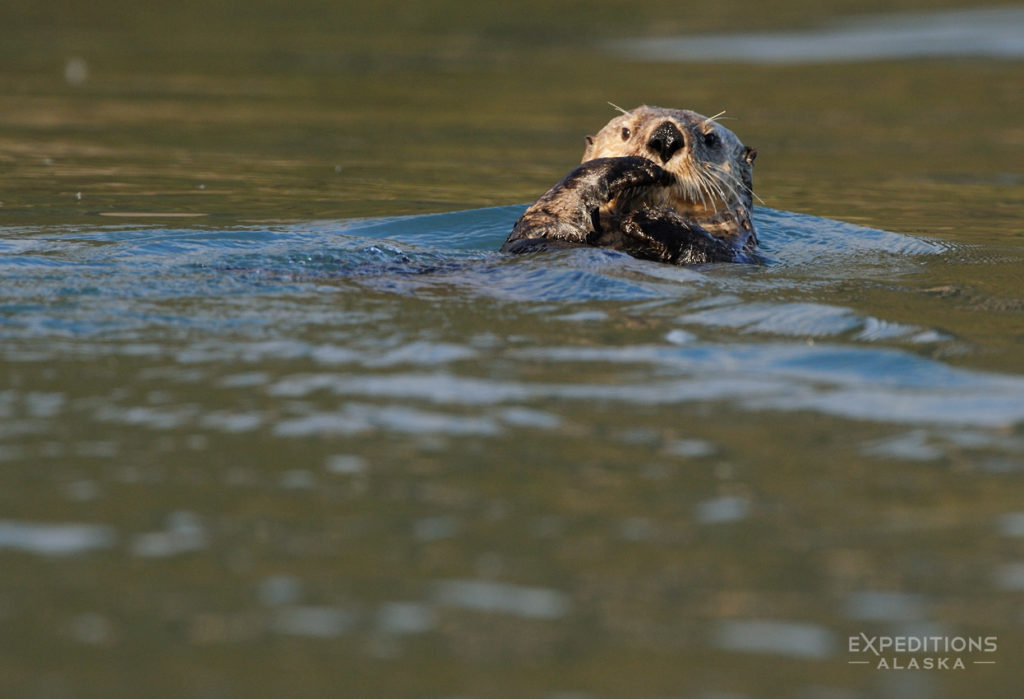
(1, 1), (1022, 697)
(615, 6), (1024, 62)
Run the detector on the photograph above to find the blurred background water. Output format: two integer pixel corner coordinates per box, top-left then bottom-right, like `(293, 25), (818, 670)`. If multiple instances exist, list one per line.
(0, 1), (1022, 697)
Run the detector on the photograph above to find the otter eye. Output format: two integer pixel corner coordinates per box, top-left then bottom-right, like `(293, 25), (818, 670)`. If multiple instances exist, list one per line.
(703, 132), (720, 148)
(621, 127), (631, 140)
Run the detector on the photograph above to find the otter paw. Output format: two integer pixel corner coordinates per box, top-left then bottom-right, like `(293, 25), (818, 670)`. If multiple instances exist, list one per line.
(583, 156), (675, 203)
(502, 156), (675, 253)
(620, 207), (739, 265)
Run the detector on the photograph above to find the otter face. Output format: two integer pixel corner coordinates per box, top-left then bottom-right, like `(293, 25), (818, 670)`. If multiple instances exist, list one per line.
(582, 106), (758, 244)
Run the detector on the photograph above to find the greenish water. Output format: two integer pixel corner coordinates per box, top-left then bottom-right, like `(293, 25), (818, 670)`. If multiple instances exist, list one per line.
(1, 2), (1023, 698)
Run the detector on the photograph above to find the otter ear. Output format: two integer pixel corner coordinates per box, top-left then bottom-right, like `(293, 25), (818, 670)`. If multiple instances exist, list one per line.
(744, 146), (758, 164)
(583, 134), (595, 159)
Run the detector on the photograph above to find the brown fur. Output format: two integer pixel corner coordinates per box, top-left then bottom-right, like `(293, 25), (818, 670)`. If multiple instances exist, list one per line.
(503, 106), (759, 265)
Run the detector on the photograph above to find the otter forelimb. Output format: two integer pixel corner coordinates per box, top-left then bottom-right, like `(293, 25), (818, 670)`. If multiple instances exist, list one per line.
(617, 207), (742, 265)
(502, 156), (741, 264)
(501, 156), (672, 254)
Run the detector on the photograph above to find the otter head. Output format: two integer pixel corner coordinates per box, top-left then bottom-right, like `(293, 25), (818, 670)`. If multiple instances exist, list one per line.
(583, 105), (758, 245)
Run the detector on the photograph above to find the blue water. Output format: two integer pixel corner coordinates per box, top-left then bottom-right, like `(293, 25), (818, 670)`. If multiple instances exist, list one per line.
(3, 205), (1023, 698)
(4, 0), (1023, 694)
(3, 206), (1021, 433)
(0, 204), (938, 317)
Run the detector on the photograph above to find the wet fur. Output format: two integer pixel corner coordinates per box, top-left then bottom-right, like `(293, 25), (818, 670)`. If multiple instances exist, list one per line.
(502, 106), (758, 265)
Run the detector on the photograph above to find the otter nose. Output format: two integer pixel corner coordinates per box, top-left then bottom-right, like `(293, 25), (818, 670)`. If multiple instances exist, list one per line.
(647, 121), (685, 163)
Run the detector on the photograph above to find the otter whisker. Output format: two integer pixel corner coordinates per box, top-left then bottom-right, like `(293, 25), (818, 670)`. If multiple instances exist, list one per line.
(697, 165), (723, 210)
(701, 110), (727, 127)
(677, 178), (703, 209)
(682, 161), (712, 210)
(701, 162), (742, 204)
(707, 162), (766, 206)
(696, 173), (718, 211)
(519, 105), (759, 261)
(691, 163), (726, 212)
(703, 166), (740, 208)
(694, 179), (711, 210)
(698, 178), (720, 212)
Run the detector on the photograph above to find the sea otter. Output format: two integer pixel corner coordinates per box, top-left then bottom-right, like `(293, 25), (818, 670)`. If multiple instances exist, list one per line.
(502, 106), (758, 265)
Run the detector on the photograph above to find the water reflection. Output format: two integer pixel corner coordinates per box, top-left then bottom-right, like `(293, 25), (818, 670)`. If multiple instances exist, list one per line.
(432, 579), (571, 619)
(996, 512), (1024, 538)
(1, 205), (1021, 695)
(4, 193), (1023, 439)
(0, 520), (116, 556)
(324, 453), (370, 474)
(3, 0), (1023, 694)
(994, 563), (1024, 591)
(844, 591), (927, 622)
(712, 619), (835, 659)
(694, 496), (751, 525)
(376, 602), (436, 635)
(614, 7), (1024, 63)
(131, 511), (207, 558)
(270, 606), (356, 638)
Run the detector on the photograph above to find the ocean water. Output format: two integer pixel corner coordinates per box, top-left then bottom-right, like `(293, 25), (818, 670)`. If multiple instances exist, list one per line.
(2, 202), (1022, 696)
(1, 1), (1022, 697)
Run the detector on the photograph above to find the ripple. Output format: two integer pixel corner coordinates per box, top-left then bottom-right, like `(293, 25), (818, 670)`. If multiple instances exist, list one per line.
(712, 619), (835, 659)
(695, 496), (751, 524)
(376, 602), (437, 635)
(517, 343), (1024, 428)
(680, 301), (941, 344)
(0, 206), (944, 353)
(130, 511), (207, 558)
(68, 612), (116, 646)
(361, 341), (478, 367)
(0, 520), (116, 556)
(95, 404), (196, 430)
(997, 513), (1024, 538)
(260, 344), (1024, 429)
(199, 411), (264, 432)
(612, 7), (1024, 63)
(268, 372), (531, 404)
(431, 579), (571, 619)
(273, 403), (501, 437)
(664, 438), (717, 458)
(1, 210), (1018, 438)
(331, 204), (519, 251)
(681, 302), (862, 338)
(413, 516), (460, 542)
(259, 575), (304, 606)
(993, 563), (1024, 591)
(844, 591), (927, 622)
(861, 431), (944, 461)
(325, 454), (370, 475)
(270, 606), (356, 638)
